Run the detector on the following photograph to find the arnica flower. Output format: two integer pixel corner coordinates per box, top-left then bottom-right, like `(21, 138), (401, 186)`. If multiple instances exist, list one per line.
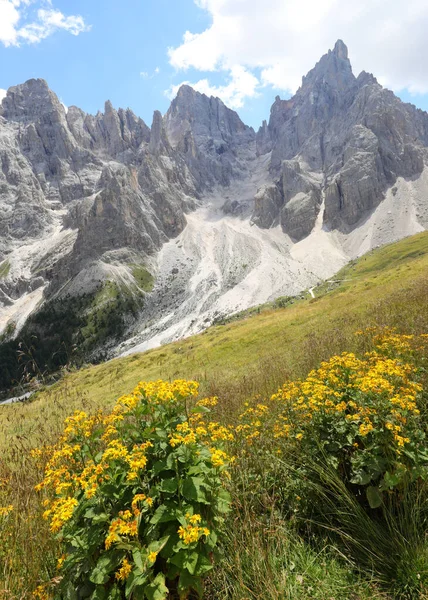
(0, 504), (14, 517)
(115, 558), (132, 581)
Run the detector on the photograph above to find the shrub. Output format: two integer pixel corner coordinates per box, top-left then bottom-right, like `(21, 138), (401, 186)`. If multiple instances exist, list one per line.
(235, 329), (428, 595)
(34, 381), (233, 599)
(238, 329), (428, 508)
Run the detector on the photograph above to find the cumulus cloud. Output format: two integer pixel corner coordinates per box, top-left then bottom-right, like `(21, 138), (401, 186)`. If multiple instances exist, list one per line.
(0, 1), (90, 47)
(166, 65), (259, 108)
(0, 89), (7, 103)
(168, 0), (428, 106)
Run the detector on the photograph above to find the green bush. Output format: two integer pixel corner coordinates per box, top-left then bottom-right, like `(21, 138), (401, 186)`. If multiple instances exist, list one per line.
(34, 381), (232, 599)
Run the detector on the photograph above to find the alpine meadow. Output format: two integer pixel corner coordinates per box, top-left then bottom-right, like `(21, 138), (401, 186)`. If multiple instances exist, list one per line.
(2, 7), (428, 599)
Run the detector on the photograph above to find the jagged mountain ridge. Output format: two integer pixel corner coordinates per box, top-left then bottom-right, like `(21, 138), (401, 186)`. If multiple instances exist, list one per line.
(1, 40), (428, 379)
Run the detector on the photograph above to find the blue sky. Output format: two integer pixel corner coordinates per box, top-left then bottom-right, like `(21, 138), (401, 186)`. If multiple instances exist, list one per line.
(1, 0), (428, 130)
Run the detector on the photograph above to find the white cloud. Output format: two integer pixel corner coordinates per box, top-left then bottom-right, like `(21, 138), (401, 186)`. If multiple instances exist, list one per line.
(141, 67), (161, 79)
(168, 0), (428, 107)
(0, 89), (7, 103)
(166, 65), (259, 109)
(0, 1), (90, 47)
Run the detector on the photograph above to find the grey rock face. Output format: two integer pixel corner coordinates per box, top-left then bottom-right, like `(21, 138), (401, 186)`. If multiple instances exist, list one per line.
(252, 184), (282, 228)
(164, 84), (256, 188)
(2, 39), (428, 366)
(0, 78), (200, 320)
(253, 40), (428, 236)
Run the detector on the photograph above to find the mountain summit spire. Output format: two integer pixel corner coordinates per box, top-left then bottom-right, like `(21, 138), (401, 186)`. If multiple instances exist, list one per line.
(333, 39), (348, 60)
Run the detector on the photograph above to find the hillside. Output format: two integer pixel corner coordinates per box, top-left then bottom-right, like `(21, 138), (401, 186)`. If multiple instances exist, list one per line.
(2, 232), (428, 599)
(2, 231), (428, 448)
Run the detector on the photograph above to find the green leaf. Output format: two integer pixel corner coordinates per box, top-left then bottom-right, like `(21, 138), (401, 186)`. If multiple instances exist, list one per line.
(150, 504), (178, 525)
(350, 470), (372, 485)
(90, 587), (107, 600)
(89, 551), (123, 584)
(145, 573), (169, 600)
(177, 570), (203, 598)
(185, 551), (200, 575)
(152, 460), (167, 474)
(380, 470), (402, 490)
(92, 513), (110, 524)
(191, 405), (210, 414)
(125, 570), (149, 599)
(132, 548), (145, 571)
(170, 549), (200, 575)
(64, 581), (79, 600)
(182, 477), (207, 502)
(158, 478), (178, 493)
(148, 536), (170, 554)
(194, 553), (214, 576)
(108, 585), (122, 600)
(216, 488), (231, 513)
(366, 486), (382, 509)
(169, 549), (186, 569)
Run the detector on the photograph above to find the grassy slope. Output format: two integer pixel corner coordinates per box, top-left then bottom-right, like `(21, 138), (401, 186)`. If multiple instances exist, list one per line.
(2, 231), (428, 449)
(2, 232), (428, 599)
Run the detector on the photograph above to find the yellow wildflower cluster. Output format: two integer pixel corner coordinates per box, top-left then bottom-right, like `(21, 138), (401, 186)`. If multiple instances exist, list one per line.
(235, 333), (427, 472)
(266, 349), (421, 452)
(131, 493), (153, 516)
(0, 504), (13, 517)
(33, 378), (229, 597)
(178, 513), (210, 545)
(115, 557), (132, 581)
(32, 584), (51, 600)
(167, 403), (235, 471)
(105, 510), (138, 549)
(169, 421), (197, 447)
(133, 379), (199, 404)
(43, 497), (78, 533)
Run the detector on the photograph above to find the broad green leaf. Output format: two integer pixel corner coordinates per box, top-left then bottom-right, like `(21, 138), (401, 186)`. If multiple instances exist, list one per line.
(108, 585), (122, 600)
(90, 587), (107, 600)
(350, 470), (372, 485)
(191, 405), (210, 414)
(158, 478), (178, 493)
(185, 551), (200, 575)
(125, 570), (149, 599)
(194, 553), (214, 576)
(177, 569), (203, 598)
(132, 548), (145, 571)
(182, 477), (207, 502)
(366, 486), (382, 509)
(64, 581), (78, 600)
(145, 573), (168, 600)
(89, 551), (122, 584)
(150, 504), (178, 525)
(216, 488), (231, 513)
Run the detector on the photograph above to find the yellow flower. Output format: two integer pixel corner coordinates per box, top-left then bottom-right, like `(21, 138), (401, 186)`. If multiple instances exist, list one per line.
(359, 422), (374, 437)
(0, 504), (14, 517)
(189, 513), (202, 524)
(148, 551), (158, 563)
(116, 558), (132, 581)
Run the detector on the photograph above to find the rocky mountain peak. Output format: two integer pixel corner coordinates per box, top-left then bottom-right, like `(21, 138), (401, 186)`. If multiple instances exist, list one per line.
(333, 39), (348, 60)
(165, 84), (252, 148)
(0, 78), (66, 123)
(300, 39), (355, 94)
(149, 109), (169, 154)
(2, 40), (428, 387)
(164, 83), (255, 188)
